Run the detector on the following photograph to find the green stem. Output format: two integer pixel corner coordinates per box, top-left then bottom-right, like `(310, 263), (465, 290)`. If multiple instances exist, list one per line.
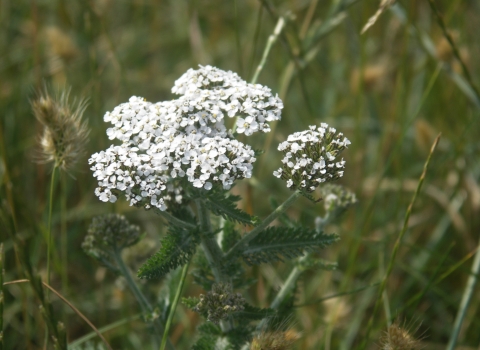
(0, 244), (4, 350)
(195, 199), (235, 332)
(113, 251), (152, 313)
(60, 172), (68, 295)
(231, 15), (285, 134)
(44, 166), (56, 350)
(46, 166), (57, 300)
(195, 199), (225, 282)
(446, 237), (480, 350)
(159, 262), (189, 350)
(225, 190), (302, 259)
(156, 209), (196, 230)
(113, 251), (174, 350)
(68, 314), (141, 348)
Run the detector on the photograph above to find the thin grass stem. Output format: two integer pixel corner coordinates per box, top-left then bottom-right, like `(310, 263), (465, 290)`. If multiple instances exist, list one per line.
(46, 166), (57, 301)
(159, 262), (189, 350)
(447, 236), (480, 350)
(427, 0), (480, 101)
(234, 0), (243, 76)
(0, 243), (4, 350)
(3, 279), (112, 350)
(60, 172), (68, 295)
(360, 134), (441, 349)
(45, 165), (57, 350)
(68, 314), (141, 348)
(231, 15), (285, 134)
(113, 251), (173, 349)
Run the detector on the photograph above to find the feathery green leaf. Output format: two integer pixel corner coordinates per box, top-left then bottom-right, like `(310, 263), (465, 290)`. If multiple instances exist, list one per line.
(137, 225), (200, 279)
(241, 227), (339, 265)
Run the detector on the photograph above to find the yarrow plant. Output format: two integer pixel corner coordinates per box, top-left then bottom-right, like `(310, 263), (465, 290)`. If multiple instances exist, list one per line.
(85, 65), (353, 349)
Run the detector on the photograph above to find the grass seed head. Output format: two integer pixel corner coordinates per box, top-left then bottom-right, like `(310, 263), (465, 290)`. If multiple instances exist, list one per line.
(250, 329), (300, 350)
(380, 320), (424, 350)
(32, 86), (89, 172)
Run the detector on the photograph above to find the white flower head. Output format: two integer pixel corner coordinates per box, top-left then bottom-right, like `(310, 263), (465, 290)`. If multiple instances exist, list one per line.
(90, 66), (272, 211)
(273, 124), (350, 192)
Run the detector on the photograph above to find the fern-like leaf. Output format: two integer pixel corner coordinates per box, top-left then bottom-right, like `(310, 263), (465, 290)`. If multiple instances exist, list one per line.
(241, 227), (339, 265)
(137, 225), (200, 279)
(203, 190), (257, 226)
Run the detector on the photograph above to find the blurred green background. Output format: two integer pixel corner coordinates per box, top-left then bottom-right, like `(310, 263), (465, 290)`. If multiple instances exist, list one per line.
(1, 0), (480, 348)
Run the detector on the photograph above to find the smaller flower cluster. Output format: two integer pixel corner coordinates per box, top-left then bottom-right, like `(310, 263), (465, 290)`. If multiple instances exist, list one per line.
(82, 214), (141, 268)
(192, 283), (245, 324)
(319, 184), (357, 212)
(273, 123), (350, 192)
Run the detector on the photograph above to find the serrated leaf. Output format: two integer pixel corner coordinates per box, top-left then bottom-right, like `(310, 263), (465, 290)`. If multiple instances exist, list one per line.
(202, 189), (257, 226)
(241, 227), (339, 265)
(137, 225), (200, 279)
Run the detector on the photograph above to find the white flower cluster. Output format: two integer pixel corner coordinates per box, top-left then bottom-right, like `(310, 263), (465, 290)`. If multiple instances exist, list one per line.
(90, 66), (283, 211)
(273, 123), (350, 192)
(319, 184), (357, 212)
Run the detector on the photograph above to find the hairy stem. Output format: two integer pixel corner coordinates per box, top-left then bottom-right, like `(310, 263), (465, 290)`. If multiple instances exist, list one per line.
(113, 251), (152, 313)
(196, 199), (223, 279)
(159, 262), (189, 350)
(225, 190), (302, 259)
(113, 251), (174, 350)
(157, 209), (196, 230)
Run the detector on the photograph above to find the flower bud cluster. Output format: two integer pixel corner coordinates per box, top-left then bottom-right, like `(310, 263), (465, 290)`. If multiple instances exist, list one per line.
(82, 214), (141, 262)
(90, 66), (283, 210)
(319, 184), (357, 212)
(273, 124), (350, 192)
(192, 283), (245, 324)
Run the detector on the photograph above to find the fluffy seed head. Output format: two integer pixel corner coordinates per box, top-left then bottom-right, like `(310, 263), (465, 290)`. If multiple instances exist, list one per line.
(250, 329), (300, 350)
(32, 87), (89, 171)
(380, 321), (424, 350)
(273, 123), (350, 192)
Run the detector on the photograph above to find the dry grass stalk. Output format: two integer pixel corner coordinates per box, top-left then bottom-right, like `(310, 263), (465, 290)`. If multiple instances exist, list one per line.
(361, 0), (396, 35)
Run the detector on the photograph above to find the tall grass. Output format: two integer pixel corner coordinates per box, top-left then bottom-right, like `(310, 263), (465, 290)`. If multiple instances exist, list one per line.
(0, 0), (479, 348)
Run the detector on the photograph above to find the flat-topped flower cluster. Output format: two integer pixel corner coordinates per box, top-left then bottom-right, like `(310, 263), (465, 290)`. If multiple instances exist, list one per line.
(273, 123), (350, 192)
(89, 66), (283, 210)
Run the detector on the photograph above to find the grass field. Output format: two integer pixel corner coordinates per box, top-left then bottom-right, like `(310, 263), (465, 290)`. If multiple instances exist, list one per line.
(1, 0), (480, 349)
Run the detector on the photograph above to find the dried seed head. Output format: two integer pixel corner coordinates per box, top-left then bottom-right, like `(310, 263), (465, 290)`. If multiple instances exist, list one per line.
(32, 87), (89, 172)
(192, 283), (246, 324)
(250, 329), (300, 350)
(82, 214), (141, 267)
(380, 320), (424, 350)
